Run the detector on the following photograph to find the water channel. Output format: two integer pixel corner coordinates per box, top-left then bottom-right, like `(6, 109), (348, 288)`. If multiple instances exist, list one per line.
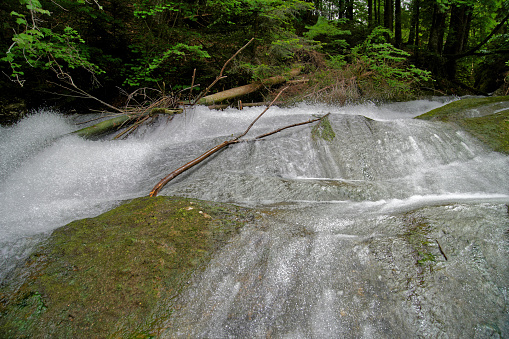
(1, 99), (508, 337)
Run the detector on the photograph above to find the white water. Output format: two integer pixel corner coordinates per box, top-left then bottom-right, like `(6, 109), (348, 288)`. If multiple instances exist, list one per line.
(1, 99), (508, 337)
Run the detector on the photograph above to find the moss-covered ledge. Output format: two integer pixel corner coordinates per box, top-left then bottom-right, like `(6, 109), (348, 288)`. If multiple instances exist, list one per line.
(415, 96), (509, 154)
(0, 196), (255, 338)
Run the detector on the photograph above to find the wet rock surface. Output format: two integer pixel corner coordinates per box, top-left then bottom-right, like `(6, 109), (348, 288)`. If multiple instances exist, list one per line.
(1, 97), (508, 338)
(162, 202), (509, 338)
(0, 196), (254, 338)
(416, 96), (509, 154)
(0, 100), (27, 126)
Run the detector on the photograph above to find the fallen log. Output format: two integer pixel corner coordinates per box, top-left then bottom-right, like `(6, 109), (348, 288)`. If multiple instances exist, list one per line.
(207, 101), (283, 110)
(73, 108), (183, 139)
(196, 68), (301, 106)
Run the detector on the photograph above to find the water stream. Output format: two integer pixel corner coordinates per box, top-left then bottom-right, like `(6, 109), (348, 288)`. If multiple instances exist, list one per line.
(1, 99), (508, 337)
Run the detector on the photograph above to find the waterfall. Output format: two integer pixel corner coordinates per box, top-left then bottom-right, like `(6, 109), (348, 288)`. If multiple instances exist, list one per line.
(1, 99), (508, 337)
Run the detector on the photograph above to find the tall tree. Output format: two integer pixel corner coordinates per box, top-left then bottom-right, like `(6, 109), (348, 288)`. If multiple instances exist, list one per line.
(428, 1), (447, 54)
(346, 0), (354, 20)
(394, 0), (402, 47)
(376, 0), (382, 25)
(407, 0), (420, 46)
(384, 0), (393, 31)
(443, 2), (473, 78)
(368, 0), (374, 27)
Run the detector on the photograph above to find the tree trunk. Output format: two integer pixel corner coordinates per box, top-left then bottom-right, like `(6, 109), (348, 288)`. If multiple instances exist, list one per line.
(368, 0), (373, 27)
(444, 4), (472, 56)
(374, 0), (378, 25)
(394, 0), (402, 47)
(345, 0), (354, 20)
(384, 0), (393, 32)
(408, 0), (419, 46)
(428, 2), (447, 54)
(444, 4), (473, 78)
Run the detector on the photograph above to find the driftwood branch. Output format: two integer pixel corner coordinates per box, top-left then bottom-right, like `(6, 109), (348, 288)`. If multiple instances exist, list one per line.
(253, 113), (330, 140)
(149, 88), (329, 197)
(234, 87), (287, 140)
(149, 140), (232, 197)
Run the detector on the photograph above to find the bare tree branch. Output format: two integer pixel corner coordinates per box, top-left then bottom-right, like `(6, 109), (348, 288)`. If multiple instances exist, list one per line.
(149, 88), (329, 197)
(192, 38), (254, 106)
(234, 86), (288, 140)
(449, 12), (509, 60)
(253, 113), (330, 140)
(48, 81), (124, 113)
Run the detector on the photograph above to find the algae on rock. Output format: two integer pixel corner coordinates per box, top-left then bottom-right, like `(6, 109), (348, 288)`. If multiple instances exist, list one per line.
(0, 196), (254, 338)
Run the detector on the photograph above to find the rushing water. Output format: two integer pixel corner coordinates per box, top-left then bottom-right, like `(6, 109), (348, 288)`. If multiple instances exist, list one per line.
(1, 99), (508, 337)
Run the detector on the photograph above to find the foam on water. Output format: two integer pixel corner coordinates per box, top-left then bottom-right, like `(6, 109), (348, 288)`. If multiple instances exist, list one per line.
(1, 99), (508, 293)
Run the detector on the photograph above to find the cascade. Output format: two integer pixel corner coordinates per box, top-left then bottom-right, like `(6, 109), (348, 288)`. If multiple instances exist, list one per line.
(0, 100), (508, 337)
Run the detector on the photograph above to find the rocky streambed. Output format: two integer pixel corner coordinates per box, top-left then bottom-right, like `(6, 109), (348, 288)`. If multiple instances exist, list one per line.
(1, 96), (508, 338)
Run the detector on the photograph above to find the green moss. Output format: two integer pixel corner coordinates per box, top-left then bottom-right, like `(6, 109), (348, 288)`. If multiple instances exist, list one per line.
(415, 96), (509, 154)
(0, 196), (254, 338)
(312, 115), (336, 142)
(457, 111), (509, 154)
(401, 215), (436, 268)
(415, 95), (509, 122)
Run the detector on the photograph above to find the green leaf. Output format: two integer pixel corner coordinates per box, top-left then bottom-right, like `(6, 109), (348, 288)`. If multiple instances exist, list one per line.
(15, 17), (27, 25)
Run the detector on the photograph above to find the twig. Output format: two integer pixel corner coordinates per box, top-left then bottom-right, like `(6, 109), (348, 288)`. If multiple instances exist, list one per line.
(114, 115), (150, 139)
(253, 113), (330, 140)
(303, 84), (334, 99)
(435, 240), (448, 261)
(149, 87), (327, 197)
(190, 68), (196, 98)
(234, 86), (287, 140)
(192, 38), (254, 106)
(48, 81), (124, 113)
(49, 0), (69, 11)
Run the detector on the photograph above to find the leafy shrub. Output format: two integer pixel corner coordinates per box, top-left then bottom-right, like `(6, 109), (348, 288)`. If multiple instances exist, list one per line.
(350, 27), (432, 100)
(304, 16), (350, 52)
(2, 2), (102, 86)
(123, 43), (210, 87)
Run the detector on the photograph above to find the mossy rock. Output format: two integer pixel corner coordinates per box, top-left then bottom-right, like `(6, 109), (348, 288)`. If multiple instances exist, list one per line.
(415, 96), (509, 154)
(415, 95), (509, 122)
(0, 196), (254, 338)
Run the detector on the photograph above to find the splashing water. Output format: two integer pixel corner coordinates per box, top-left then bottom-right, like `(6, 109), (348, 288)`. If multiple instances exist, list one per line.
(1, 100), (508, 337)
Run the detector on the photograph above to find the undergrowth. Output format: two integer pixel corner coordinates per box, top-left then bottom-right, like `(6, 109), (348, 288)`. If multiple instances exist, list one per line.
(274, 27), (432, 105)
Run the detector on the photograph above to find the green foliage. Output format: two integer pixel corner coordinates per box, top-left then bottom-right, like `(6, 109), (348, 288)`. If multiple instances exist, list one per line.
(304, 16), (350, 50)
(1, 0), (103, 86)
(351, 27), (432, 93)
(133, 1), (179, 19)
(326, 54), (348, 69)
(0, 0), (505, 100)
(124, 43), (210, 87)
(235, 62), (292, 82)
(18, 0), (50, 15)
(270, 36), (304, 60)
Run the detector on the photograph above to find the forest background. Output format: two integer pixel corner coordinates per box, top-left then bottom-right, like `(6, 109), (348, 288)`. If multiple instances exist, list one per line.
(1, 0), (508, 113)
